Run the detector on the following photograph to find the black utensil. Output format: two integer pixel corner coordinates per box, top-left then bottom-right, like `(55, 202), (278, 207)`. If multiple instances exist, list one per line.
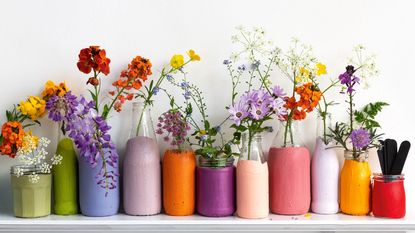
(384, 139), (390, 175)
(391, 141), (411, 175)
(377, 140), (385, 174)
(386, 139), (398, 174)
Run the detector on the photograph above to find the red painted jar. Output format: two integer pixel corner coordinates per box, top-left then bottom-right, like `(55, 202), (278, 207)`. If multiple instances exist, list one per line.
(372, 174), (405, 219)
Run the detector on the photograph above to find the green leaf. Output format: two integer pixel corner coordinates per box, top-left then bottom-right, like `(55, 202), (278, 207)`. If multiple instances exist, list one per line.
(88, 90), (96, 101)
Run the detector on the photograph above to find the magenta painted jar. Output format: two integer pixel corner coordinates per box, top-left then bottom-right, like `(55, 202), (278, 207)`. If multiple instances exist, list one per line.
(196, 156), (235, 217)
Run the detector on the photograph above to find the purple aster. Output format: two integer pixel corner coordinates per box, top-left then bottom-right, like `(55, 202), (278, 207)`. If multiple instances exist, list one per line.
(339, 65), (360, 94)
(228, 102), (248, 126)
(272, 85), (286, 98)
(250, 103), (268, 120)
(350, 128), (371, 150)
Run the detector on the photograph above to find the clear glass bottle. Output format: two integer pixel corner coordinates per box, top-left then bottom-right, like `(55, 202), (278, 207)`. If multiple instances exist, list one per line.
(239, 133), (266, 163)
(271, 121), (303, 148)
(316, 113), (332, 144)
(236, 132), (268, 219)
(123, 101), (161, 216)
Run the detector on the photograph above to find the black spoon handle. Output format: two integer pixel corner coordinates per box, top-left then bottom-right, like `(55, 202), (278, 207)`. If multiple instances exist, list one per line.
(391, 141), (411, 175)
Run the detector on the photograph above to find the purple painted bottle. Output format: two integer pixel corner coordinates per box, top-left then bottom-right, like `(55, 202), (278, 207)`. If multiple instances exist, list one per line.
(79, 150), (120, 217)
(196, 156), (235, 217)
(123, 102), (161, 215)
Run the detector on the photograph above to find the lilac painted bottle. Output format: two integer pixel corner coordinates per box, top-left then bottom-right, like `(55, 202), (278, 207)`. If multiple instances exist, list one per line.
(123, 102), (161, 216)
(196, 156), (235, 217)
(79, 151), (120, 217)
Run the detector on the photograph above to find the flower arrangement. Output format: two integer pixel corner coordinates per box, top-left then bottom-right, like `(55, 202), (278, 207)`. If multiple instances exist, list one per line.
(329, 47), (388, 158)
(275, 38), (326, 147)
(14, 135), (62, 183)
(0, 93), (46, 157)
(225, 26), (289, 158)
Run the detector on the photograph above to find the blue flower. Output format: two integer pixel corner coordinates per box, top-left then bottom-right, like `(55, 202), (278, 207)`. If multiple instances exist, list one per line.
(180, 82), (190, 89)
(166, 74), (173, 81)
(152, 87), (160, 95)
(238, 64), (247, 72)
(223, 59), (232, 65)
(184, 90), (191, 100)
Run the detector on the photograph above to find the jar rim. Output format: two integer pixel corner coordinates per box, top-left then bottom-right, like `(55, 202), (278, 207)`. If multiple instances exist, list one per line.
(10, 165), (45, 175)
(344, 150), (368, 161)
(198, 156), (234, 168)
(373, 173), (404, 179)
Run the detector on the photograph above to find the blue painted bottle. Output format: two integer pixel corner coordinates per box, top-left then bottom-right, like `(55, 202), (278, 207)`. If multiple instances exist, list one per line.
(79, 152), (120, 217)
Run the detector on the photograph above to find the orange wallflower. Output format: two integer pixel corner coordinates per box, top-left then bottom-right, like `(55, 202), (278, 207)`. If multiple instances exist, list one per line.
(0, 121), (25, 158)
(41, 80), (69, 101)
(283, 83), (322, 121)
(110, 56), (152, 112)
(77, 46), (111, 76)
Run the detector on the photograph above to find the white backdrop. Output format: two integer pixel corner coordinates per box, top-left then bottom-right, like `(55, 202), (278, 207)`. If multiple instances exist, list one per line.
(0, 0), (414, 214)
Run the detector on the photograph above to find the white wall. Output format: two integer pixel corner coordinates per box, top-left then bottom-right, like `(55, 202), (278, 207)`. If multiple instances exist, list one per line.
(0, 0), (414, 214)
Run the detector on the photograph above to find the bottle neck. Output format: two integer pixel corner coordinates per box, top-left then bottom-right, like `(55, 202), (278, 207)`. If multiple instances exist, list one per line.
(317, 113), (332, 145)
(240, 133), (265, 163)
(130, 101), (156, 140)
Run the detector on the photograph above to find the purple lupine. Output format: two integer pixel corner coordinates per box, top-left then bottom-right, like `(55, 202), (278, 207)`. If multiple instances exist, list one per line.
(350, 128), (370, 150)
(339, 65), (360, 94)
(156, 110), (191, 148)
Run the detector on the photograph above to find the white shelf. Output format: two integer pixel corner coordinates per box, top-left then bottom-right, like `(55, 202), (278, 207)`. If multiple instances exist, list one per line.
(0, 212), (414, 231)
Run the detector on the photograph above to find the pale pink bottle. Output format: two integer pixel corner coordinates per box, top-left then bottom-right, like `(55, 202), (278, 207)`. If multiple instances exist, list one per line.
(123, 102), (161, 215)
(236, 133), (269, 219)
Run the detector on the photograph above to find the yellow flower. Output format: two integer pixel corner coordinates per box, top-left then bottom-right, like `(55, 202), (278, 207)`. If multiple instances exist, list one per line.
(187, 50), (201, 61)
(296, 67), (311, 83)
(41, 80), (69, 100)
(199, 130), (206, 135)
(170, 54), (185, 69)
(315, 63), (327, 76)
(18, 96), (46, 120)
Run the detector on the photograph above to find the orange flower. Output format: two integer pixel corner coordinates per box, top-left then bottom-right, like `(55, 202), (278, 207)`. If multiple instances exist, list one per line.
(283, 83), (322, 121)
(77, 46), (111, 76)
(41, 80), (69, 101)
(0, 121), (25, 158)
(110, 56), (152, 112)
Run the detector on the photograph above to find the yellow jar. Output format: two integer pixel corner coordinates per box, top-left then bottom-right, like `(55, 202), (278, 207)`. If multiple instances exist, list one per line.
(340, 150), (371, 215)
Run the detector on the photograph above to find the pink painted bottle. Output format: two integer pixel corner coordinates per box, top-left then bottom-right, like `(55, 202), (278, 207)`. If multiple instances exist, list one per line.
(123, 102), (161, 216)
(236, 133), (269, 219)
(268, 121), (310, 215)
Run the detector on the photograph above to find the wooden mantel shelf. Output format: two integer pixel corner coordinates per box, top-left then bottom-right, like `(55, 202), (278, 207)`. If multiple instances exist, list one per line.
(0, 212), (414, 231)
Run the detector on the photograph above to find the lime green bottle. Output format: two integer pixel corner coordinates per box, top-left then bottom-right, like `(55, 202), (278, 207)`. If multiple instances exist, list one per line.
(53, 136), (79, 215)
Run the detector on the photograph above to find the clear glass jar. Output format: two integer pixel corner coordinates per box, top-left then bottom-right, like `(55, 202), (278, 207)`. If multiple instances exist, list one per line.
(239, 132), (266, 163)
(10, 165), (52, 218)
(271, 121), (303, 148)
(198, 155), (234, 168)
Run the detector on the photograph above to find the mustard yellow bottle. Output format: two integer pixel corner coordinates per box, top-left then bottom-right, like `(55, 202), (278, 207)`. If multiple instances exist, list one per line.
(340, 151), (371, 215)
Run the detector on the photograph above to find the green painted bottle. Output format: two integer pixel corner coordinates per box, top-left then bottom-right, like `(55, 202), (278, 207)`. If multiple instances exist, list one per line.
(53, 135), (79, 215)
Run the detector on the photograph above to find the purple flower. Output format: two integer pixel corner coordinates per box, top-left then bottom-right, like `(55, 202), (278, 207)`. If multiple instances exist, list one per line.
(184, 90), (191, 100)
(63, 95), (119, 191)
(152, 87), (160, 95)
(180, 81), (189, 89)
(166, 74), (173, 81)
(272, 85), (286, 98)
(271, 98), (288, 121)
(250, 103), (268, 120)
(157, 110), (190, 148)
(350, 128), (371, 150)
(339, 65), (360, 94)
(46, 91), (78, 122)
(229, 102), (248, 126)
(223, 59), (231, 65)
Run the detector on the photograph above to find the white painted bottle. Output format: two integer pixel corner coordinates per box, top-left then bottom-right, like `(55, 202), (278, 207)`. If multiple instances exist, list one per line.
(311, 114), (339, 214)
